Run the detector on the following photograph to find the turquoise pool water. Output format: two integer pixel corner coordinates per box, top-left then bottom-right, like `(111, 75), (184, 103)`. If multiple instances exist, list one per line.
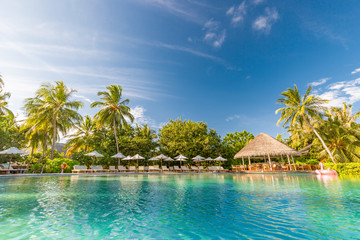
(0, 174), (359, 239)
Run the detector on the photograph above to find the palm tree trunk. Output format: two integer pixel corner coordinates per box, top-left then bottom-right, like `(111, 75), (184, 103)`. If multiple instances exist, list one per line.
(51, 117), (57, 160)
(113, 119), (119, 153)
(302, 115), (336, 163)
(39, 134), (48, 163)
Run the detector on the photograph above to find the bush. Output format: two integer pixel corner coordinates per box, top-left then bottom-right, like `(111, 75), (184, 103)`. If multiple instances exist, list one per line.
(43, 157), (80, 173)
(324, 163), (360, 176)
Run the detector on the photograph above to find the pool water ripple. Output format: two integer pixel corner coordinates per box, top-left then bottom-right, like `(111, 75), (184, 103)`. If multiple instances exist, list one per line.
(1, 174), (360, 239)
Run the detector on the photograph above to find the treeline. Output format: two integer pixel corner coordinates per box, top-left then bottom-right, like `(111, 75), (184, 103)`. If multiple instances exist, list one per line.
(0, 78), (253, 172)
(1, 77), (360, 173)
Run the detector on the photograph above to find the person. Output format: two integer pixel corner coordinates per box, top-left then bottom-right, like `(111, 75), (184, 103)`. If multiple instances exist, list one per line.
(61, 162), (67, 173)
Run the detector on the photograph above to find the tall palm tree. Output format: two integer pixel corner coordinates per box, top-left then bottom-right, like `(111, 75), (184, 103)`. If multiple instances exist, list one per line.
(24, 81), (83, 159)
(90, 85), (134, 153)
(65, 115), (96, 156)
(276, 85), (335, 163)
(0, 76), (13, 119)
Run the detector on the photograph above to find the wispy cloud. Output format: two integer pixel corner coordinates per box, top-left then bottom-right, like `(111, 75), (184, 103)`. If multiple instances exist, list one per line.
(351, 68), (360, 75)
(309, 77), (331, 87)
(226, 1), (247, 25)
(130, 105), (163, 129)
(202, 19), (226, 48)
(253, 7), (279, 33)
(315, 78), (360, 107)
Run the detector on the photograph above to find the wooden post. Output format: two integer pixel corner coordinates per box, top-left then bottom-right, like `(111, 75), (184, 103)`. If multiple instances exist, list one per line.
(291, 155), (296, 170)
(248, 156), (251, 165)
(268, 153), (272, 171)
(242, 157), (244, 165)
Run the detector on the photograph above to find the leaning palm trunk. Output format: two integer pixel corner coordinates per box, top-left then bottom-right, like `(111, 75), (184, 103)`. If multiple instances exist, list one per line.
(302, 115), (336, 163)
(113, 119), (120, 153)
(50, 117), (56, 159)
(39, 135), (47, 163)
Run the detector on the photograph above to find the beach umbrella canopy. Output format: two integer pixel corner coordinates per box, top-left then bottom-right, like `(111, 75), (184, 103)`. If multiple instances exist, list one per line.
(148, 157), (158, 161)
(155, 154), (168, 167)
(192, 155), (205, 161)
(214, 156), (227, 161)
(204, 157), (213, 161)
(84, 151), (104, 157)
(132, 154), (145, 166)
(0, 147), (28, 155)
(164, 157), (174, 161)
(123, 155), (133, 160)
(111, 152), (125, 166)
(111, 152), (125, 158)
(0, 147), (28, 169)
(175, 154), (187, 160)
(84, 151), (104, 165)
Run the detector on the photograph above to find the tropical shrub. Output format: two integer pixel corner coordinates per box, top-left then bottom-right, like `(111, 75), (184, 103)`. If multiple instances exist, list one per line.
(43, 157), (80, 173)
(324, 163), (360, 176)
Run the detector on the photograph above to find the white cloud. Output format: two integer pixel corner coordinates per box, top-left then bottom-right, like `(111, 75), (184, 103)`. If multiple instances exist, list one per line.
(309, 77), (330, 87)
(129, 106), (162, 129)
(351, 68), (360, 75)
(253, 7), (279, 33)
(253, 0), (264, 5)
(315, 78), (360, 107)
(227, 1), (247, 25)
(202, 19), (226, 48)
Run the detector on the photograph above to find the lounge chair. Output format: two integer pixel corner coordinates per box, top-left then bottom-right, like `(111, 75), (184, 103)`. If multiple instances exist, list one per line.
(181, 166), (190, 172)
(138, 166), (145, 172)
(91, 165), (106, 173)
(0, 165), (10, 174)
(173, 166), (182, 172)
(127, 166), (137, 172)
(161, 166), (169, 171)
(109, 166), (118, 173)
(190, 166), (199, 172)
(149, 165), (161, 172)
(198, 166), (205, 172)
(144, 166), (149, 172)
(118, 165), (127, 172)
(72, 165), (89, 173)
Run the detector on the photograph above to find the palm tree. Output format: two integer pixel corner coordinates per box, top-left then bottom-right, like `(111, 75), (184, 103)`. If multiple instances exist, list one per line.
(328, 103), (360, 129)
(90, 85), (134, 153)
(0, 76), (13, 119)
(24, 81), (83, 159)
(317, 116), (360, 162)
(276, 85), (336, 163)
(65, 115), (96, 156)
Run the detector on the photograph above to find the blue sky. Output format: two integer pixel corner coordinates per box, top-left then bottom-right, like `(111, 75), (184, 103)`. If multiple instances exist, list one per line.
(1, 0), (360, 139)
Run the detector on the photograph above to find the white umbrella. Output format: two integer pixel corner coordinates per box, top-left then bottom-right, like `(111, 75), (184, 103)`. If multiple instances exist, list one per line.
(176, 156), (187, 166)
(192, 155), (205, 162)
(148, 157), (158, 161)
(214, 156), (227, 161)
(175, 154), (187, 160)
(132, 154), (145, 166)
(123, 155), (133, 160)
(155, 154), (168, 167)
(84, 151), (104, 165)
(204, 157), (213, 161)
(111, 152), (125, 166)
(214, 156), (227, 166)
(0, 147), (28, 169)
(164, 157), (174, 161)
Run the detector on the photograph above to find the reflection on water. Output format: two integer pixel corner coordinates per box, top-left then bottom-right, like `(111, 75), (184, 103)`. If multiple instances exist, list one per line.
(0, 174), (360, 239)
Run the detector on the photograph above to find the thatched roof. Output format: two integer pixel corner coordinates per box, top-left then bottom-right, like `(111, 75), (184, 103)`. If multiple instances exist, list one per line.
(234, 133), (301, 159)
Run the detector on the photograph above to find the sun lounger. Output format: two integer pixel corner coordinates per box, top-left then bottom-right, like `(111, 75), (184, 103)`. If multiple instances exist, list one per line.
(109, 166), (118, 173)
(181, 166), (190, 172)
(198, 166), (205, 172)
(144, 166), (149, 172)
(161, 166), (169, 171)
(91, 165), (106, 173)
(149, 165), (161, 172)
(72, 165), (89, 173)
(190, 166), (199, 172)
(173, 166), (182, 172)
(0, 165), (10, 174)
(138, 166), (145, 172)
(127, 166), (137, 172)
(118, 165), (127, 172)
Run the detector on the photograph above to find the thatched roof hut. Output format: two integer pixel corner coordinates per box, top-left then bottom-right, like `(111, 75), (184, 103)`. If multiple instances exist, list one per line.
(234, 133), (301, 164)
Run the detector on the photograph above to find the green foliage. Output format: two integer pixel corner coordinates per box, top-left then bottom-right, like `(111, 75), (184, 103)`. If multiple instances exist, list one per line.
(324, 162), (360, 176)
(222, 130), (254, 167)
(158, 119), (222, 160)
(295, 158), (320, 165)
(42, 157), (80, 173)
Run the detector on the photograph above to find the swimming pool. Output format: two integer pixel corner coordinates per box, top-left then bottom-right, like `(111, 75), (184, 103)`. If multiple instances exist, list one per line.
(0, 174), (359, 239)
